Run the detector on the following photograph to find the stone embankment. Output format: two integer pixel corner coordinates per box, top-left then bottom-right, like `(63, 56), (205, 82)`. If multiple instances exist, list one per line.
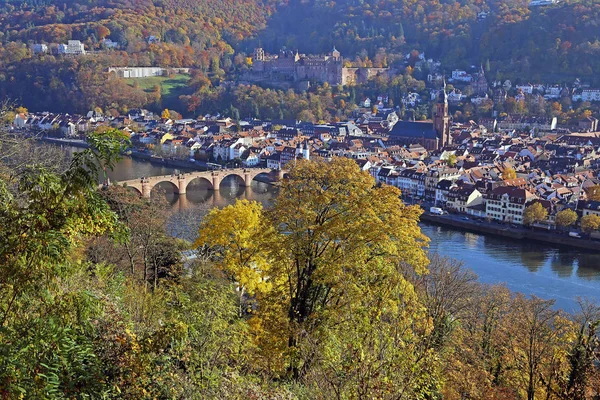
(421, 213), (599, 251)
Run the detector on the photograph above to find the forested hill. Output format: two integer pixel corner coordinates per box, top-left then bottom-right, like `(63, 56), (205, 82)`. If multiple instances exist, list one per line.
(0, 0), (274, 51)
(0, 0), (599, 79)
(248, 0), (600, 81)
(0, 0), (599, 114)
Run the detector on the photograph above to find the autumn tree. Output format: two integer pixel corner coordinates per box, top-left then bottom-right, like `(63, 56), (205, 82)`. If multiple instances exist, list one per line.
(195, 158), (431, 389)
(195, 199), (273, 315)
(587, 185), (600, 201)
(264, 158), (429, 379)
(505, 296), (571, 400)
(580, 214), (600, 234)
(503, 167), (517, 180)
(555, 209), (578, 230)
(161, 109), (170, 119)
(523, 202), (548, 226)
(447, 153), (457, 167)
(404, 254), (478, 349)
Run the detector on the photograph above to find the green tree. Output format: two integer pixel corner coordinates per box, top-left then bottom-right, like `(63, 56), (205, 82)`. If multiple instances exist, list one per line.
(0, 129), (129, 395)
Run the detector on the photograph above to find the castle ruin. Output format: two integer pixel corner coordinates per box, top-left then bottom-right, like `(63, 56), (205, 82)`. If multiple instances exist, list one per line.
(251, 47), (389, 86)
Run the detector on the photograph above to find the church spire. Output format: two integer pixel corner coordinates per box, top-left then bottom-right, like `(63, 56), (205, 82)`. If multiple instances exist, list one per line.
(439, 76), (448, 104)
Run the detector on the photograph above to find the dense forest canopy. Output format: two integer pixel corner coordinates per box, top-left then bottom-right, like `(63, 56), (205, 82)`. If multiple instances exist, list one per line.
(0, 0), (599, 114)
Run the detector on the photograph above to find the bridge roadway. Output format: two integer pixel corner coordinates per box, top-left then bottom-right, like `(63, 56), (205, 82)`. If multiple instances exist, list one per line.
(114, 167), (284, 198)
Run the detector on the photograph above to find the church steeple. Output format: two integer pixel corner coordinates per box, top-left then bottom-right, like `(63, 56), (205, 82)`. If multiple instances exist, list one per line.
(439, 76), (448, 104)
(434, 80), (451, 149)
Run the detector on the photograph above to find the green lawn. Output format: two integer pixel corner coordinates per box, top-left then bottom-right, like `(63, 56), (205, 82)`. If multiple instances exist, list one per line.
(125, 74), (193, 113)
(125, 74), (191, 97)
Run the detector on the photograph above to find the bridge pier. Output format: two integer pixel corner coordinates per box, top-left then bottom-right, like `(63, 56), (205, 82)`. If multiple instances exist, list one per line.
(243, 170), (252, 187)
(178, 193), (189, 212)
(211, 172), (221, 191)
(177, 175), (187, 195)
(212, 188), (223, 207)
(141, 178), (151, 198)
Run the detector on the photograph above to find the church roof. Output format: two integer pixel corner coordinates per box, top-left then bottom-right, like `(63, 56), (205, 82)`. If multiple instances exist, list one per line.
(389, 121), (438, 140)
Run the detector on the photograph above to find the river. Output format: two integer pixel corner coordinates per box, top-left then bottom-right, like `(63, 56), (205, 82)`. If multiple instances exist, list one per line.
(87, 149), (600, 312)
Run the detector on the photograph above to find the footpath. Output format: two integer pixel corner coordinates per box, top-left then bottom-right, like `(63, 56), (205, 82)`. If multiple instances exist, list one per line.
(421, 212), (599, 252)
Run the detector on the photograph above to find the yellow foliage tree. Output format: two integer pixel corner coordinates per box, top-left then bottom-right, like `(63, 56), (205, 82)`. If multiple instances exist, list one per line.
(161, 109), (170, 119)
(523, 202), (548, 226)
(587, 185), (600, 201)
(580, 214), (600, 234)
(555, 209), (578, 229)
(194, 158), (432, 388)
(195, 199), (273, 313)
(259, 157), (429, 378)
(503, 167), (517, 180)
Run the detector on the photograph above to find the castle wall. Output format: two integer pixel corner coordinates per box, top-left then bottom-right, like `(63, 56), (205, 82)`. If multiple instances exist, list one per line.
(341, 68), (388, 85)
(250, 48), (388, 86)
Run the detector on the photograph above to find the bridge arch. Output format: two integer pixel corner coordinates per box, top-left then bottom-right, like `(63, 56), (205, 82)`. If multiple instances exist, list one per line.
(252, 171), (275, 184)
(123, 184), (143, 196)
(186, 176), (214, 191)
(151, 180), (180, 196)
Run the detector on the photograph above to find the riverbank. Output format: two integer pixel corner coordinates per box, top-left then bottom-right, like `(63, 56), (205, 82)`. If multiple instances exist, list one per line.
(39, 137), (206, 171)
(421, 212), (599, 252)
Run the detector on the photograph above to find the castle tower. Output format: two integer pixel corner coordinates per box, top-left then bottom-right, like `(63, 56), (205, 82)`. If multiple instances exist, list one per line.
(253, 48), (265, 72)
(253, 47), (264, 61)
(434, 79), (451, 148)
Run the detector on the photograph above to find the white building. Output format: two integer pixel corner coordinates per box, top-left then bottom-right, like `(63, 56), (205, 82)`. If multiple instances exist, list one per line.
(580, 89), (600, 102)
(58, 40), (86, 55)
(451, 70), (472, 82)
(101, 38), (119, 49)
(32, 44), (48, 54)
(516, 84), (534, 94)
(485, 186), (537, 224)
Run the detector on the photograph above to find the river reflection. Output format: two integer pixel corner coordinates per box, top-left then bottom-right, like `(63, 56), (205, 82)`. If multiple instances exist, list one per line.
(422, 224), (600, 311)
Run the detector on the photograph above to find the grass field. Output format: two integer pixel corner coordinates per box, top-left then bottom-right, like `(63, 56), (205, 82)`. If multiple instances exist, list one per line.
(125, 74), (192, 113)
(125, 74), (191, 97)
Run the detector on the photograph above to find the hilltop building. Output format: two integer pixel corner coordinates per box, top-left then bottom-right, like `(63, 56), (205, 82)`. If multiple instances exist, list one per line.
(58, 40), (86, 55)
(251, 47), (388, 86)
(32, 44), (48, 54)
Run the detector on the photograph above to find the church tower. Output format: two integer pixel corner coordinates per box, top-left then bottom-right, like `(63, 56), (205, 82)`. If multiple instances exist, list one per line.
(434, 80), (451, 148)
(332, 46), (341, 62)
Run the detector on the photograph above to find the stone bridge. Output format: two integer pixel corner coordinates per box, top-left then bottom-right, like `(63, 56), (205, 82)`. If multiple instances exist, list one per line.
(115, 168), (284, 198)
